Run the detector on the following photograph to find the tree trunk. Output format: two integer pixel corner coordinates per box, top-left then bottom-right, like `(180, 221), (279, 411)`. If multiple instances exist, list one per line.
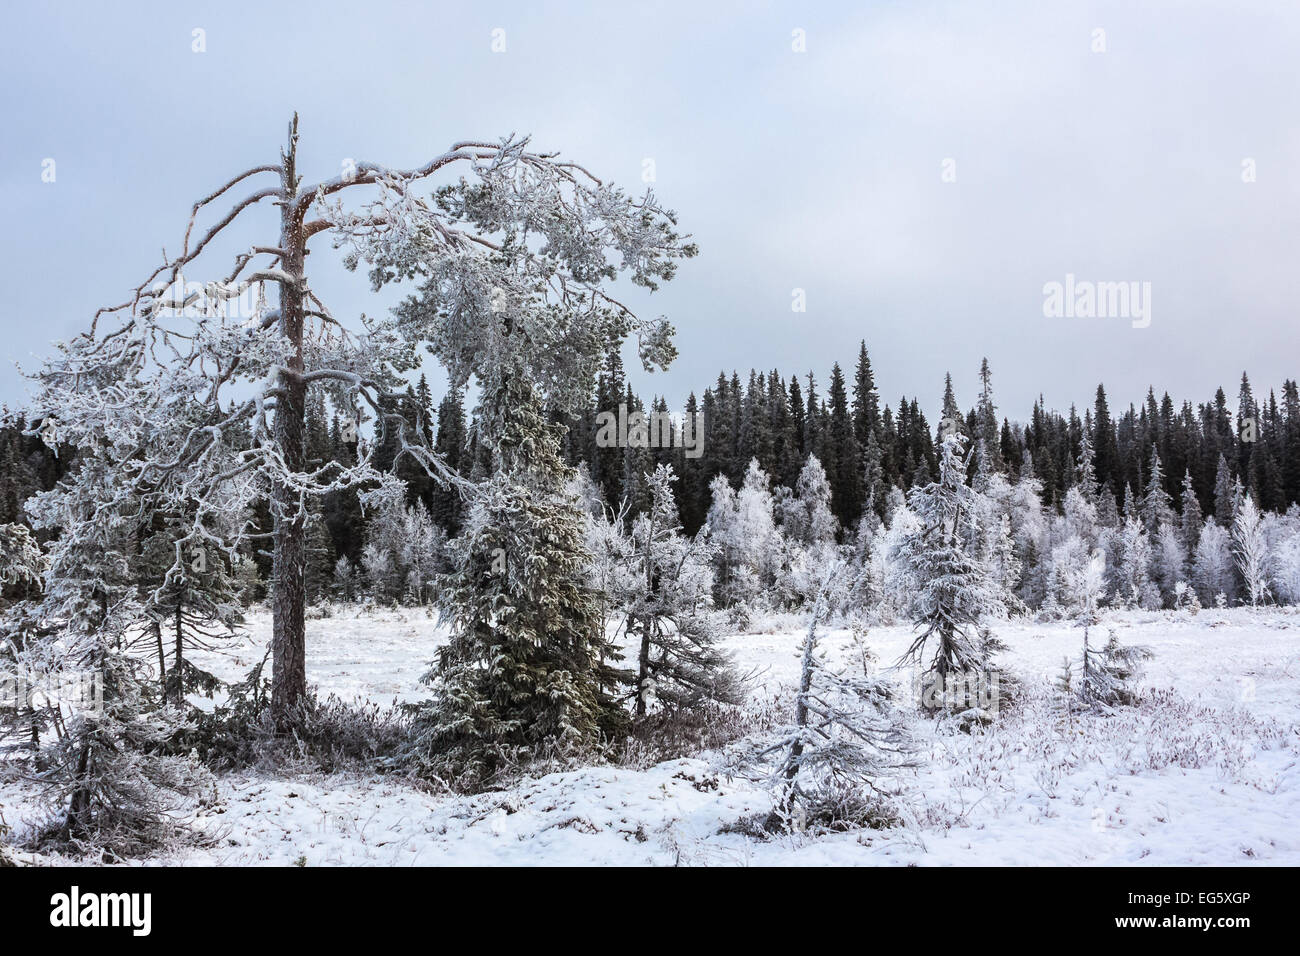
(786, 618), (816, 784)
(173, 603), (183, 704)
(153, 620), (166, 699)
(635, 618), (652, 719)
(635, 511), (656, 718)
(270, 117), (308, 728)
(770, 612), (817, 828)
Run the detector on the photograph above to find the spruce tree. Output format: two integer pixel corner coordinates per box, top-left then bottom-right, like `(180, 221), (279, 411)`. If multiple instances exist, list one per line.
(788, 375), (806, 463)
(430, 391), (468, 535)
(1283, 380), (1300, 507)
(137, 525), (242, 705)
(826, 363), (862, 530)
(851, 342), (880, 451)
(1062, 548), (1150, 712)
(405, 373), (629, 786)
(976, 358), (1002, 470)
(736, 563), (909, 832)
(900, 432), (1008, 711)
(1180, 468), (1203, 552)
(20, 444), (210, 851)
(1141, 445), (1175, 531)
(628, 465), (741, 717)
(1093, 385), (1119, 502)
(1213, 454), (1236, 522)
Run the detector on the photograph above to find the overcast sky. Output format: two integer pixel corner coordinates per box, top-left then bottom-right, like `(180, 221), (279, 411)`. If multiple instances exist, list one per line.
(2, 0), (1298, 423)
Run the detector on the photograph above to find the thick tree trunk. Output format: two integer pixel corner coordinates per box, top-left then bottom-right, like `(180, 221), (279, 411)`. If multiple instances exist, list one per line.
(270, 118), (309, 728)
(635, 618), (652, 719)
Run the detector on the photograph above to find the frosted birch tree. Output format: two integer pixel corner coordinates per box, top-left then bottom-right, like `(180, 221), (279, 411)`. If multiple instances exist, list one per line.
(1232, 494), (1271, 607)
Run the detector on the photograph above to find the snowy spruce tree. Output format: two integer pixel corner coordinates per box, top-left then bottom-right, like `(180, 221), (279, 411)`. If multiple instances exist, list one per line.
(899, 432), (1009, 713)
(1057, 547), (1152, 712)
(776, 454), (841, 606)
(1074, 629), (1153, 712)
(402, 374), (630, 787)
(780, 454), (839, 548)
(0, 523), (48, 756)
(627, 465), (741, 718)
(735, 562), (909, 833)
(136, 525), (243, 705)
(1180, 469), (1203, 552)
(1152, 522), (1188, 608)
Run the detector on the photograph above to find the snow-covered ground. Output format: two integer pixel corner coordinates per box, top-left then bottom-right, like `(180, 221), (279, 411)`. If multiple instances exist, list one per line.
(3, 606), (1298, 866)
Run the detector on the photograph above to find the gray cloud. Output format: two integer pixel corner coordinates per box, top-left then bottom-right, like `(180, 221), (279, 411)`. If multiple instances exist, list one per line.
(2, 0), (1296, 421)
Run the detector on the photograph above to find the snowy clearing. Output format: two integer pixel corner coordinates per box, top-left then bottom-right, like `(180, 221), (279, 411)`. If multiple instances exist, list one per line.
(4, 605), (1297, 866)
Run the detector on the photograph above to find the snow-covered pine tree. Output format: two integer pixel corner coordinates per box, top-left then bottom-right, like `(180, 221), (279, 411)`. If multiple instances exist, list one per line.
(303, 511), (336, 606)
(973, 475), (1024, 615)
(1180, 468), (1203, 552)
(331, 556), (357, 603)
(627, 465), (741, 717)
(27, 116), (694, 727)
(736, 562), (909, 833)
(1141, 446), (1175, 532)
(0, 523), (43, 596)
(705, 459), (779, 611)
(775, 454), (843, 606)
(402, 373), (630, 787)
(1232, 493), (1271, 607)
(1214, 454), (1236, 524)
(359, 487), (444, 605)
(1010, 459), (1049, 610)
(1074, 428), (1099, 502)
(1054, 655), (1077, 717)
(899, 432), (1009, 712)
